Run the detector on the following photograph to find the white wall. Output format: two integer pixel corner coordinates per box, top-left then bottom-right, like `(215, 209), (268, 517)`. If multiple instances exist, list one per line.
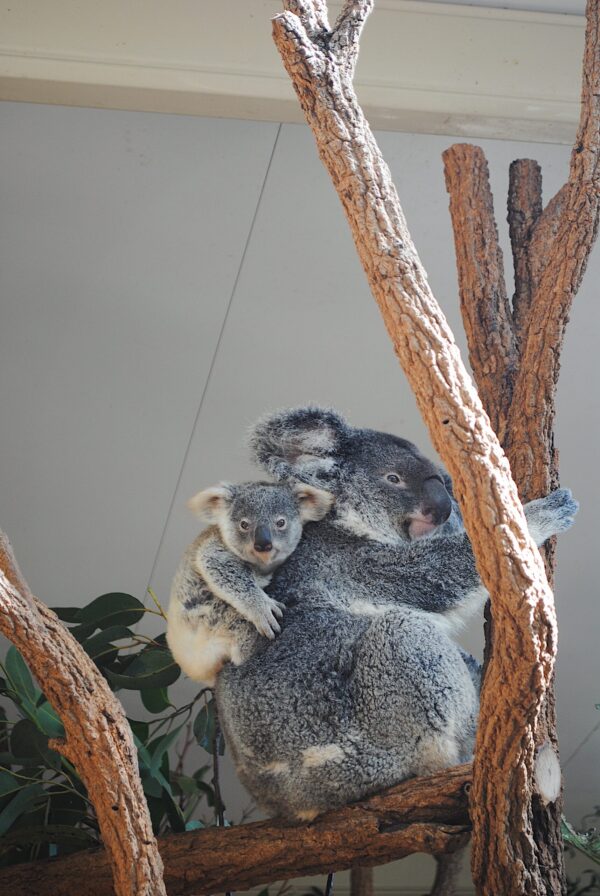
(1, 100), (598, 892)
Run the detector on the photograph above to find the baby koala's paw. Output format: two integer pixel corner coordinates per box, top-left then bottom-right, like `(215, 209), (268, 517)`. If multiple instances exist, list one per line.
(248, 596), (285, 640)
(525, 488), (579, 546)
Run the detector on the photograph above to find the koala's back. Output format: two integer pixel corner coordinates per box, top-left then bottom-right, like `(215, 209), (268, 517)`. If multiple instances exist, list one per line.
(218, 600), (477, 820)
(217, 524), (479, 820)
(267, 522), (375, 609)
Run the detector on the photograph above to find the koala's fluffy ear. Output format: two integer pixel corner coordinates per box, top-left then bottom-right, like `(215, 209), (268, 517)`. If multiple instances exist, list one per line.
(248, 406), (349, 482)
(187, 483), (236, 523)
(293, 484), (335, 522)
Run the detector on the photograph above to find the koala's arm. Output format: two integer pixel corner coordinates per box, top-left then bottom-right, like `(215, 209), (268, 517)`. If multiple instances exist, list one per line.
(349, 488), (578, 615)
(194, 533), (285, 639)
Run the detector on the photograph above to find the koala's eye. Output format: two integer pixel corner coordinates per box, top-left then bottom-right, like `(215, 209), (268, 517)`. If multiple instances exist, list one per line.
(275, 518), (287, 530)
(386, 473), (403, 485)
(239, 519), (250, 532)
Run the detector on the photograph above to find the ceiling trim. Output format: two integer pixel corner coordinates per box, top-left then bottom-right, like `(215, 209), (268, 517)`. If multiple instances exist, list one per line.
(0, 1), (585, 143)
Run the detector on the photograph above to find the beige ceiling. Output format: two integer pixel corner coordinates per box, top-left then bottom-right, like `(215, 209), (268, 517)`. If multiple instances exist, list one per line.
(0, 0), (587, 143)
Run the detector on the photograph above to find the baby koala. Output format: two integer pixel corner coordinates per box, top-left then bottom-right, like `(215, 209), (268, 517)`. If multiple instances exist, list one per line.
(167, 481), (334, 686)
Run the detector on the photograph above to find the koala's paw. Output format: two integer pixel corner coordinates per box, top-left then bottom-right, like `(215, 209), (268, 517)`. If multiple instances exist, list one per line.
(248, 597), (285, 640)
(525, 488), (579, 546)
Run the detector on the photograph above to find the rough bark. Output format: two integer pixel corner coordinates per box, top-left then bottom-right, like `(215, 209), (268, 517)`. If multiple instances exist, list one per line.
(443, 144), (516, 441)
(508, 158), (543, 344)
(443, 3), (600, 892)
(444, 149), (564, 896)
(505, 0), (600, 502)
(271, 2), (599, 895)
(0, 765), (472, 896)
(0, 533), (166, 896)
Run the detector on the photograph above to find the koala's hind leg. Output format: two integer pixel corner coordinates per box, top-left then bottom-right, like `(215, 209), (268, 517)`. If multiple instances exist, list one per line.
(166, 604), (239, 686)
(269, 737), (412, 822)
(352, 609), (478, 775)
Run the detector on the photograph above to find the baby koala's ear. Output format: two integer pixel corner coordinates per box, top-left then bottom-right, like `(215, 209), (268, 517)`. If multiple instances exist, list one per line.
(293, 483), (335, 522)
(187, 483), (236, 524)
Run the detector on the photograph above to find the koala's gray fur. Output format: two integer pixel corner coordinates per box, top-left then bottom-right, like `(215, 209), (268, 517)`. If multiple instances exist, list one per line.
(167, 480), (333, 686)
(213, 406), (578, 821)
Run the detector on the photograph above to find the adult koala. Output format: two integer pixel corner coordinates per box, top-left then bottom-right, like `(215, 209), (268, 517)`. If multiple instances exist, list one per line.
(215, 407), (577, 822)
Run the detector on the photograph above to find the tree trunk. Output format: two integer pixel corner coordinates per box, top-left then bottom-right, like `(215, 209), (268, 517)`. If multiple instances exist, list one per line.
(443, 3), (600, 874)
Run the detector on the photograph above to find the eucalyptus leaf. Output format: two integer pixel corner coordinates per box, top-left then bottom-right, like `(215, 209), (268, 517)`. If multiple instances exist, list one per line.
(133, 733), (153, 770)
(193, 701), (216, 751)
(0, 783), (46, 836)
(5, 648), (39, 707)
(141, 772), (163, 799)
(133, 735), (171, 794)
(148, 724), (186, 776)
(0, 771), (19, 799)
(106, 648), (180, 690)
(162, 785), (186, 833)
(81, 625), (133, 660)
(129, 720), (150, 744)
(78, 593), (146, 629)
(50, 607), (82, 624)
(140, 687), (171, 714)
(69, 623), (100, 643)
(11, 719), (60, 769)
(171, 774), (201, 797)
(35, 701), (65, 739)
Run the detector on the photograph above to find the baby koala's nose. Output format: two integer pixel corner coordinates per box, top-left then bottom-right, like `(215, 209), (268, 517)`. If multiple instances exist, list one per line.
(253, 525), (273, 553)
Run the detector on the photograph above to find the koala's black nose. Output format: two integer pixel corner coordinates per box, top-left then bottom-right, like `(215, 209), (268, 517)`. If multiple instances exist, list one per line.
(254, 525), (273, 553)
(421, 476), (452, 524)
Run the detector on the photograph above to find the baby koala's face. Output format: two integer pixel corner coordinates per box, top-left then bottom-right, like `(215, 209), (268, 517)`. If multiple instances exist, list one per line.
(225, 484), (305, 572)
(189, 481), (334, 574)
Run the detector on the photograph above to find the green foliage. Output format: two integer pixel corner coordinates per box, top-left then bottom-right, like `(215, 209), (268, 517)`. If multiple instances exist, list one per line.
(0, 591), (226, 868)
(565, 807), (600, 895)
(564, 815), (600, 866)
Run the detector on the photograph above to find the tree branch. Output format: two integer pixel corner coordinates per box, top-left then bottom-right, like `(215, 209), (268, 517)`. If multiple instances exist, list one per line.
(273, 8), (560, 894)
(0, 532), (166, 896)
(506, 0), (600, 499)
(331, 1), (374, 74)
(507, 158), (542, 344)
(283, 0), (330, 38)
(443, 143), (516, 440)
(0, 765), (472, 896)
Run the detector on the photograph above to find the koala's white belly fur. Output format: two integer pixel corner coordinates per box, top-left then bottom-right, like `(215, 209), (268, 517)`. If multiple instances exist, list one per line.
(166, 603), (242, 687)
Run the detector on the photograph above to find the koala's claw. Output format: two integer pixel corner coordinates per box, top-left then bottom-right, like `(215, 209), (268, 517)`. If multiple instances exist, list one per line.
(541, 488), (579, 531)
(251, 598), (284, 639)
(524, 487), (579, 545)
(545, 487), (578, 516)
